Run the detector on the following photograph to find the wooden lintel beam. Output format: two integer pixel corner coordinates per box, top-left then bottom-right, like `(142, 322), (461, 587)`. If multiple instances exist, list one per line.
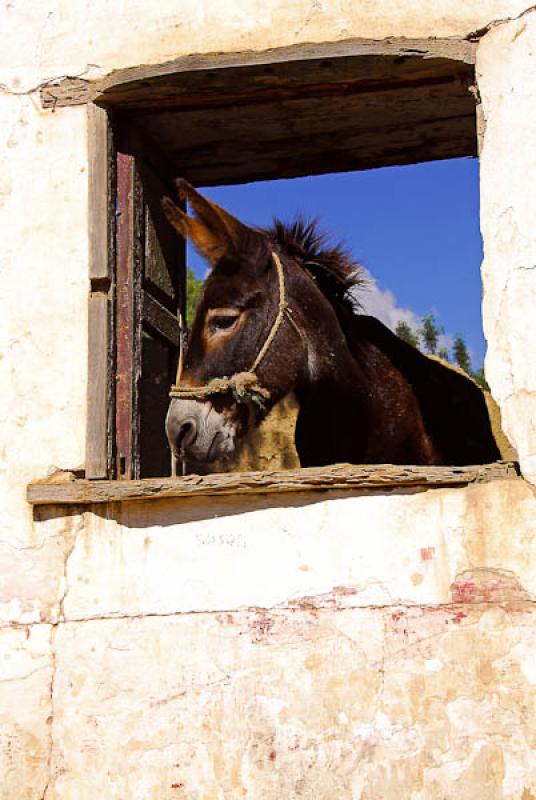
(38, 37), (476, 109)
(96, 37), (476, 105)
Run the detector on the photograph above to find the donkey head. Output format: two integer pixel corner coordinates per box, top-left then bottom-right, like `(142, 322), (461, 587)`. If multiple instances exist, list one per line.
(162, 180), (306, 471)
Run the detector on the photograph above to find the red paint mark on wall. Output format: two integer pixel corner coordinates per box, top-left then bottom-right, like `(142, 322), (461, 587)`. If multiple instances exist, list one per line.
(248, 614), (275, 643)
(389, 605), (474, 644)
(288, 585), (359, 610)
(420, 547), (435, 561)
(451, 568), (529, 604)
(452, 579), (479, 603)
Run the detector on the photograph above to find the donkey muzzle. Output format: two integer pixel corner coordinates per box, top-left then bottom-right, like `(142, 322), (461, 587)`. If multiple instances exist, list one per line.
(166, 398), (238, 467)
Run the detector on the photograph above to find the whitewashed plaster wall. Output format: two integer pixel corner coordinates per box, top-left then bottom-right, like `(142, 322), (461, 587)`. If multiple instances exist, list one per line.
(478, 12), (536, 485)
(0, 0), (532, 93)
(0, 94), (88, 625)
(1, 2), (536, 798)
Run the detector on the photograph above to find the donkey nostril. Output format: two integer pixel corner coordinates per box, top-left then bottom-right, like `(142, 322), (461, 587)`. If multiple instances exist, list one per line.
(175, 418), (197, 453)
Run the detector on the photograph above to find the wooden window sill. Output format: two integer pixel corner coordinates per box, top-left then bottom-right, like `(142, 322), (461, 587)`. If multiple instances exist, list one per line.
(26, 461), (518, 506)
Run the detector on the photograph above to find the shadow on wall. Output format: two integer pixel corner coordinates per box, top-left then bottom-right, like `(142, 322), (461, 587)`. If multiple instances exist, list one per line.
(33, 484), (432, 528)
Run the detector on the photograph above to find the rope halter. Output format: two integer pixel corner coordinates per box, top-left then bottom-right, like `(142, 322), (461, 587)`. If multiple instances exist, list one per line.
(169, 251), (302, 411)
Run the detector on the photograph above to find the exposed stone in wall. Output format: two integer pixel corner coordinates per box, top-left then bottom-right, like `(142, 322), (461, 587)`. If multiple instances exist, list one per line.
(0, 511), (79, 626)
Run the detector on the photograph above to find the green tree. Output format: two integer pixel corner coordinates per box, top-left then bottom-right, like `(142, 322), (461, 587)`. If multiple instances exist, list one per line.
(471, 365), (490, 391)
(453, 334), (471, 374)
(186, 268), (204, 327)
(438, 346), (450, 362)
(395, 320), (420, 349)
(419, 314), (442, 355)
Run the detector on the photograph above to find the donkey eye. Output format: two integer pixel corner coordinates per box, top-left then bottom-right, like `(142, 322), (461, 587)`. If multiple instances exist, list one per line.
(213, 316), (237, 330)
(207, 309), (241, 334)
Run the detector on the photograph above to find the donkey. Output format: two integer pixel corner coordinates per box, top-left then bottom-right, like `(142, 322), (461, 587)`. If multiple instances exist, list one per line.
(162, 180), (500, 473)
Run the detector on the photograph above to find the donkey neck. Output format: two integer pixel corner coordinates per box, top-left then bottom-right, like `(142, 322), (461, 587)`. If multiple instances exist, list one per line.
(293, 322), (374, 467)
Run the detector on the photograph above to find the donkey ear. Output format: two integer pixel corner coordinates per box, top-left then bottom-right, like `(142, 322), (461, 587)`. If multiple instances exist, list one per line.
(176, 180), (270, 266)
(163, 180), (270, 268)
(161, 194), (235, 265)
(176, 179), (252, 249)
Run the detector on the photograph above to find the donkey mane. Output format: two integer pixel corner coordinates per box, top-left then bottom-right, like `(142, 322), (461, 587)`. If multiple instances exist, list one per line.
(267, 217), (367, 316)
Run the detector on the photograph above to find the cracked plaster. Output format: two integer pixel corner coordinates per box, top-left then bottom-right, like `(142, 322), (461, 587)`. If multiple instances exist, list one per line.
(0, 624), (52, 800)
(35, 606), (536, 799)
(0, 1), (534, 94)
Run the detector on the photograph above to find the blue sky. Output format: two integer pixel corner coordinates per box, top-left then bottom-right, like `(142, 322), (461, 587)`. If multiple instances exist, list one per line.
(188, 157), (485, 368)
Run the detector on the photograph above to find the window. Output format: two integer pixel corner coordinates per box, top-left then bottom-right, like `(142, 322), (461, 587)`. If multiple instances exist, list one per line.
(86, 37), (486, 482)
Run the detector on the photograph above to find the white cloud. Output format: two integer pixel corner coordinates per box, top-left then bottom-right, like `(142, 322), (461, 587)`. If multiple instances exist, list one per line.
(357, 269), (454, 354)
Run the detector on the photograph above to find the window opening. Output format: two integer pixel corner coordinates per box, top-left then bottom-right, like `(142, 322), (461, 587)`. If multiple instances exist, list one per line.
(87, 41), (510, 481)
(180, 159), (493, 475)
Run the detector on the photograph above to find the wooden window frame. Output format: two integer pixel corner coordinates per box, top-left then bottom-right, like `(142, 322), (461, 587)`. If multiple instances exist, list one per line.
(87, 106), (186, 480)
(30, 35), (516, 504)
(86, 103), (115, 479)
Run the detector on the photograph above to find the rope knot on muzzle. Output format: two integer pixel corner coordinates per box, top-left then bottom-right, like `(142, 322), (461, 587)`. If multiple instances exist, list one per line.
(169, 371), (270, 411)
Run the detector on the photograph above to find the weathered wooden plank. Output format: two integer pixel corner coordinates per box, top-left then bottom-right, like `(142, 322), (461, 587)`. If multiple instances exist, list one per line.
(99, 59), (472, 112)
(88, 104), (113, 282)
(136, 159), (184, 308)
(138, 75), (474, 148)
(144, 204), (175, 298)
(142, 291), (181, 346)
(113, 147), (184, 480)
(147, 113), (476, 187)
(86, 105), (115, 479)
(115, 152), (142, 480)
(85, 293), (111, 478)
(27, 462), (518, 506)
(127, 67), (476, 184)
